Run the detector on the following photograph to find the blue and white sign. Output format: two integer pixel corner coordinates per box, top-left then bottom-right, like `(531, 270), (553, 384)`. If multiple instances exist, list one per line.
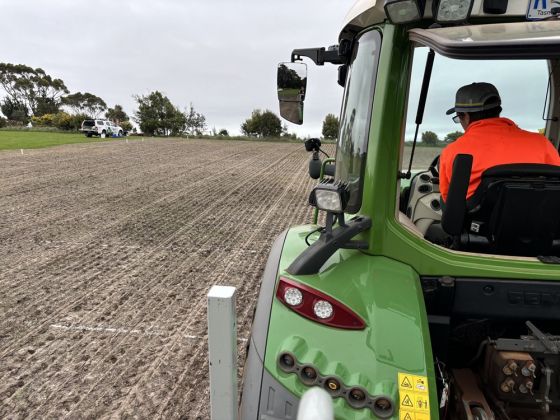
(527, 0), (560, 20)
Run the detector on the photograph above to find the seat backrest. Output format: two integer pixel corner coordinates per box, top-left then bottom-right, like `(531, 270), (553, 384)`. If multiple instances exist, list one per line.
(441, 154), (472, 236)
(465, 163), (560, 256)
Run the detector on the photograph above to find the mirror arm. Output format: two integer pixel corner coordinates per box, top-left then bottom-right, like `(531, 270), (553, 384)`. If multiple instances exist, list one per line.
(291, 47), (344, 66)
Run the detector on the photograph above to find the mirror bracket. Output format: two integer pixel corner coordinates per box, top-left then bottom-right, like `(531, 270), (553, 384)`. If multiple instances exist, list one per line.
(291, 45), (344, 66)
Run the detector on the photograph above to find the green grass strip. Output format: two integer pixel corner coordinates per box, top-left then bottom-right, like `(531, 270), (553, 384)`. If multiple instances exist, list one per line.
(0, 130), (119, 150)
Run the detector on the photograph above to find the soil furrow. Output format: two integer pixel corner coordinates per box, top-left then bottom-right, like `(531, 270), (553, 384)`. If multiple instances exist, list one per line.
(0, 145), (298, 355)
(0, 139), (316, 418)
(31, 148), (307, 417)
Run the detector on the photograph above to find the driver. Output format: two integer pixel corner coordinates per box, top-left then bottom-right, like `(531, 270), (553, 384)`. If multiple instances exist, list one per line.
(440, 82), (560, 203)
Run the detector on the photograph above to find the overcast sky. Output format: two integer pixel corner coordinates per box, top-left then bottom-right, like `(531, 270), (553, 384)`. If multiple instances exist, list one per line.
(0, 0), (350, 137)
(406, 48), (549, 140)
(0, 0), (550, 138)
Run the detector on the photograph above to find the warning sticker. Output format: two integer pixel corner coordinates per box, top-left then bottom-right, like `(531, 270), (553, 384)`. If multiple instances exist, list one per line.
(398, 373), (414, 391)
(399, 410), (430, 420)
(398, 372), (431, 418)
(400, 393), (414, 409)
(414, 393), (430, 413)
(399, 410), (414, 420)
(413, 375), (428, 393)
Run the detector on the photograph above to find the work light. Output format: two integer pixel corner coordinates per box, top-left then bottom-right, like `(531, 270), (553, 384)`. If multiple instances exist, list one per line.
(309, 182), (349, 214)
(433, 0), (474, 23)
(384, 0), (425, 24)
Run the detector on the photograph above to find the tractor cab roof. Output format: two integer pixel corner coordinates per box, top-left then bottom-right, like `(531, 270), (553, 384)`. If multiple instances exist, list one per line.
(410, 21), (560, 59)
(341, 0), (546, 40)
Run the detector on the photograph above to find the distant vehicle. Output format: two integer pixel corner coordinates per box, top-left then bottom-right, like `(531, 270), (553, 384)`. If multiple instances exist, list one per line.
(80, 119), (124, 137)
(106, 120), (125, 137)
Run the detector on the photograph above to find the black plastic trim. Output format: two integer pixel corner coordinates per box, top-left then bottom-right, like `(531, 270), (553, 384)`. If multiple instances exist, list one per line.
(422, 277), (560, 320)
(441, 154), (472, 235)
(240, 343), (300, 419)
(258, 369), (299, 419)
(239, 230), (288, 419)
(291, 47), (344, 66)
(252, 230), (288, 357)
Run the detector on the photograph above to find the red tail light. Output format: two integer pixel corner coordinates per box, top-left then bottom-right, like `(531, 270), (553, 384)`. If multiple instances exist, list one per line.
(276, 277), (366, 330)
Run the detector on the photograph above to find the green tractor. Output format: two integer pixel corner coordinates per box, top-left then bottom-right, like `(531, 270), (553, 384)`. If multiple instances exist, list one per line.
(240, 1), (560, 419)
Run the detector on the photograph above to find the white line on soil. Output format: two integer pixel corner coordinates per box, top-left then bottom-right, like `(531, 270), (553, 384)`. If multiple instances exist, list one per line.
(49, 324), (248, 342)
(50, 323), (162, 336)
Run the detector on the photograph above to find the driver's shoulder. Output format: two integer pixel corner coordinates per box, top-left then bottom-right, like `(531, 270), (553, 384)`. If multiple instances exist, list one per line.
(441, 137), (463, 157)
(440, 136), (471, 169)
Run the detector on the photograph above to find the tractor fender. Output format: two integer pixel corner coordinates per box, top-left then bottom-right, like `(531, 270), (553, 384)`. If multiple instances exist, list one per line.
(239, 230), (300, 419)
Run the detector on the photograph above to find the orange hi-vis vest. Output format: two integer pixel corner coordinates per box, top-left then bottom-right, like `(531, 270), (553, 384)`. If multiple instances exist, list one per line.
(440, 117), (560, 202)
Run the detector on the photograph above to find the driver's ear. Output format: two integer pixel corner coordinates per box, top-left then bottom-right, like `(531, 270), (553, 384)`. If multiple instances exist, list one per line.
(462, 113), (471, 128)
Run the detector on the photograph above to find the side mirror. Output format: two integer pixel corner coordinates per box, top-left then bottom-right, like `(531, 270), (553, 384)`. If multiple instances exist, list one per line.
(279, 101), (304, 125)
(277, 62), (307, 125)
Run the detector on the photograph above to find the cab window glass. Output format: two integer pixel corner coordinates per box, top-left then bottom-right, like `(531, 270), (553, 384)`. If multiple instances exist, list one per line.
(399, 48), (553, 252)
(335, 29), (381, 213)
(402, 48), (549, 171)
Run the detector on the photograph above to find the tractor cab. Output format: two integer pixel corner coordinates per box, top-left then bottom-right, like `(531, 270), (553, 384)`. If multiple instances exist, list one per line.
(241, 2), (560, 420)
(403, 22), (560, 257)
(281, 17), (560, 261)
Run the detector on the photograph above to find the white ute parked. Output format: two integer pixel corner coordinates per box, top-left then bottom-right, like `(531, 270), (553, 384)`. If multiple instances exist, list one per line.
(80, 119), (124, 137)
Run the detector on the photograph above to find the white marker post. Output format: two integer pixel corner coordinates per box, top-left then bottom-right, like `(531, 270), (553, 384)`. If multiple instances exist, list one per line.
(207, 285), (238, 420)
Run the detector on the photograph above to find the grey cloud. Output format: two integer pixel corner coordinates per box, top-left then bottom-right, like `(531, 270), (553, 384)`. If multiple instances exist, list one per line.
(1, 1), (547, 140)
(0, 0), (347, 136)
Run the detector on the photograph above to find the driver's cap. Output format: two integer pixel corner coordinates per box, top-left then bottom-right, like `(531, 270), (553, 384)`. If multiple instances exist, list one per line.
(446, 82), (501, 115)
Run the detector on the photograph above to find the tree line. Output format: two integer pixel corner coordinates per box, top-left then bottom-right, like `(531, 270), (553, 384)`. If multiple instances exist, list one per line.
(0, 63), (206, 135)
(2, 61), (406, 141)
(0, 63), (134, 132)
(420, 130), (462, 145)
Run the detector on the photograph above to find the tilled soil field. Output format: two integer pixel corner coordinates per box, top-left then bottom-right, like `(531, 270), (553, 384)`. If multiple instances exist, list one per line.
(0, 138), (326, 419)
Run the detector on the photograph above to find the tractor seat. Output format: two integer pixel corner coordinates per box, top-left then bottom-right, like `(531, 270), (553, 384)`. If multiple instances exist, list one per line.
(441, 155), (560, 256)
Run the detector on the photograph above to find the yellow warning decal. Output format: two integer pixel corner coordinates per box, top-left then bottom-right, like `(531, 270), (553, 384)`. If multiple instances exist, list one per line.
(400, 410), (430, 420)
(414, 393), (430, 413)
(399, 410), (414, 420)
(400, 410), (431, 420)
(400, 393), (414, 408)
(398, 372), (431, 418)
(399, 373), (414, 391)
(412, 375), (428, 393)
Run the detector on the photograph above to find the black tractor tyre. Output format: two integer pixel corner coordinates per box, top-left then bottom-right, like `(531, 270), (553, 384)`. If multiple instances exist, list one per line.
(86, 133), (92, 138)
